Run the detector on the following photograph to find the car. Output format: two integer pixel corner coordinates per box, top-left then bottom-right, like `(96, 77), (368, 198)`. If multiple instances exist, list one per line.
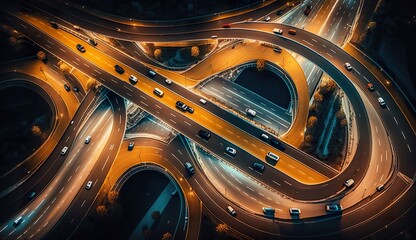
(176, 101), (188, 111)
(326, 204), (343, 212)
(115, 65), (124, 74)
(225, 147), (237, 156)
(187, 107), (194, 114)
(64, 84), (71, 91)
(148, 70), (157, 77)
(273, 46), (282, 53)
(70, 120), (74, 125)
(222, 24), (231, 28)
(89, 39), (98, 46)
(378, 97), (386, 107)
(344, 179), (354, 188)
(50, 21), (58, 29)
(60, 146), (68, 156)
(128, 142), (134, 151)
(288, 29), (297, 35)
(253, 162), (265, 172)
(115, 27), (121, 32)
(153, 88), (164, 97)
(73, 86), (79, 92)
(28, 191), (36, 200)
(376, 184), (384, 191)
(246, 108), (256, 117)
(171, 188), (178, 196)
(129, 75), (138, 85)
(266, 152), (279, 162)
(211, 35), (218, 39)
(270, 138), (286, 151)
(276, 10), (284, 16)
(304, 5), (312, 15)
(244, 18), (253, 21)
(85, 136), (91, 144)
(227, 206), (237, 216)
(165, 79), (172, 85)
(73, 25), (80, 30)
(367, 83), (375, 91)
(185, 162), (195, 175)
(85, 181), (93, 190)
(273, 28), (283, 35)
(260, 133), (270, 141)
(13, 216), (23, 226)
(344, 62), (353, 71)
(198, 130), (211, 140)
(264, 16), (271, 21)
(262, 207), (275, 215)
(289, 208), (301, 215)
(76, 44), (86, 53)
(199, 98), (207, 105)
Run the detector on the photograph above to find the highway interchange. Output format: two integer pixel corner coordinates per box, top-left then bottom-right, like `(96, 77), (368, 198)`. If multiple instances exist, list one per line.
(0, 0), (415, 239)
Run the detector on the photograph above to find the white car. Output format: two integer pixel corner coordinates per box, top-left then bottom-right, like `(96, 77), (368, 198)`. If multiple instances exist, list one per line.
(165, 79), (172, 85)
(85, 181), (93, 190)
(226, 147), (237, 156)
(378, 97), (386, 107)
(264, 16), (271, 21)
(344, 62), (353, 71)
(273, 28), (283, 35)
(129, 75), (138, 84)
(289, 208), (301, 215)
(85, 136), (91, 144)
(344, 179), (354, 188)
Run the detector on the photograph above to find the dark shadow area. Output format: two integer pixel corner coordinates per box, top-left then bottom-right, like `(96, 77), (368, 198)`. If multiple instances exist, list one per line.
(72, 170), (181, 240)
(0, 86), (53, 175)
(72, 0), (259, 20)
(234, 67), (291, 109)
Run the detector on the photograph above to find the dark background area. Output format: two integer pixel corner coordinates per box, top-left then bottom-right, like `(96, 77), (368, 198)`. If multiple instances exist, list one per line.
(73, 0), (259, 20)
(234, 67), (291, 109)
(0, 86), (52, 175)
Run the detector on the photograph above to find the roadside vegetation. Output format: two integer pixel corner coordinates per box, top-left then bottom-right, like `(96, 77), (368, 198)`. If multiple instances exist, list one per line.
(300, 78), (347, 170)
(144, 43), (215, 68)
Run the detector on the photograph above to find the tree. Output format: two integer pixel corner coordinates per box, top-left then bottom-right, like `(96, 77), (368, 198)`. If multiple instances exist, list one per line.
(8, 36), (17, 46)
(162, 232), (172, 240)
(96, 205), (107, 216)
(339, 118), (348, 126)
(37, 51), (46, 61)
(304, 134), (313, 143)
(86, 78), (98, 91)
(58, 60), (70, 74)
(31, 125), (42, 136)
(335, 109), (346, 120)
(307, 116), (318, 127)
(107, 191), (119, 204)
(191, 46), (200, 57)
(313, 92), (323, 102)
(154, 48), (162, 61)
(256, 59), (265, 72)
(216, 223), (229, 239)
(151, 211), (160, 220)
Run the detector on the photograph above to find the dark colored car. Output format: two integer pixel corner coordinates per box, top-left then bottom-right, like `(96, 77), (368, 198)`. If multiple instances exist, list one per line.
(367, 83), (375, 91)
(185, 162), (195, 175)
(115, 65), (124, 74)
(253, 163), (265, 172)
(50, 21), (58, 29)
(270, 138), (286, 151)
(176, 101), (188, 111)
(76, 44), (86, 53)
(28, 192), (36, 199)
(198, 130), (211, 140)
(187, 107), (194, 114)
(222, 24), (231, 28)
(304, 5), (312, 15)
(273, 46), (282, 53)
(73, 86), (79, 92)
(89, 39), (98, 46)
(128, 142), (134, 151)
(64, 84), (70, 91)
